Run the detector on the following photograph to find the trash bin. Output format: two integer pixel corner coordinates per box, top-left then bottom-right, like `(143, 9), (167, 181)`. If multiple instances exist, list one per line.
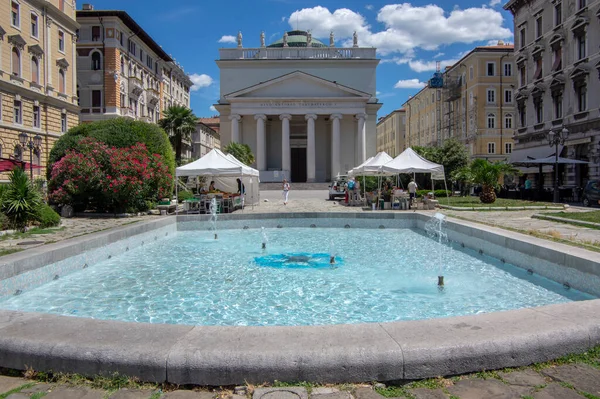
(379, 199), (384, 210)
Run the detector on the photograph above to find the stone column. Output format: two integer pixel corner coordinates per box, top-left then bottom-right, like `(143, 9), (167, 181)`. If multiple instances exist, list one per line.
(330, 113), (342, 178)
(255, 114), (267, 171)
(229, 114), (241, 143)
(306, 114), (317, 182)
(71, 35), (77, 99)
(280, 114), (291, 173)
(356, 113), (367, 163)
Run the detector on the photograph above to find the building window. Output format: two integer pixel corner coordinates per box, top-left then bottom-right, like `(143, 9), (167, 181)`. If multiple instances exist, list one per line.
(487, 113), (496, 129)
(576, 32), (586, 60)
(33, 105), (40, 128)
(575, 83), (587, 112)
(535, 16), (543, 39)
(534, 98), (543, 123)
(11, 1), (20, 28)
(58, 69), (65, 93)
(553, 92), (563, 119)
(91, 90), (102, 108)
(518, 103), (526, 127)
(487, 89), (495, 103)
(140, 49), (144, 61)
(533, 57), (543, 80)
(505, 114), (513, 129)
(59, 0), (64, 11)
(61, 113), (67, 133)
(579, 0), (586, 9)
(14, 145), (23, 161)
(552, 46), (562, 71)
(488, 142), (496, 154)
(31, 56), (39, 83)
(519, 28), (526, 49)
(505, 143), (512, 154)
(519, 65), (526, 86)
(469, 66), (473, 80)
(120, 93), (126, 107)
(31, 13), (38, 37)
(33, 149), (40, 175)
(120, 57), (125, 74)
(554, 3), (562, 26)
(91, 51), (101, 70)
(58, 30), (65, 52)
(487, 62), (495, 76)
(92, 26), (101, 41)
(504, 63), (512, 76)
(14, 100), (22, 124)
(11, 47), (21, 77)
(504, 89), (512, 103)
(128, 39), (136, 55)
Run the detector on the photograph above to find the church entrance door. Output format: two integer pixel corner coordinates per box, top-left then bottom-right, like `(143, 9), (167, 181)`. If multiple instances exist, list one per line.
(291, 148), (307, 182)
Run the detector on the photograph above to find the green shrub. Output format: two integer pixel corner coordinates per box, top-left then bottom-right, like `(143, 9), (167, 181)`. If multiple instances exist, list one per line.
(47, 118), (175, 180)
(35, 204), (61, 228)
(416, 189), (451, 198)
(0, 212), (11, 231)
(177, 190), (194, 202)
(2, 168), (42, 231)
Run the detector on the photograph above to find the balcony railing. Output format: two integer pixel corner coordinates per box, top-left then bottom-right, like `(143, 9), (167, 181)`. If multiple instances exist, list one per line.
(219, 47), (377, 60)
(128, 76), (143, 96)
(147, 88), (160, 105)
(120, 107), (135, 119)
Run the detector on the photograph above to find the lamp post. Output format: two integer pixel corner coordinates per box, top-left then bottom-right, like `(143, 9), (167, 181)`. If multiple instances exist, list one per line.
(18, 133), (42, 180)
(547, 127), (569, 203)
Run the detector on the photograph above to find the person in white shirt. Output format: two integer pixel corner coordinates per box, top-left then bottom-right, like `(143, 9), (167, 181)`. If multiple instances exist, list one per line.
(282, 179), (290, 205)
(408, 179), (418, 207)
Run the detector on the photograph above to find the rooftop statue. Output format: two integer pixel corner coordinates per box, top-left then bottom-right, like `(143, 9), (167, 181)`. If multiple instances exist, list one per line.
(260, 31), (265, 47)
(283, 31), (288, 47)
(237, 31), (243, 48)
(353, 31), (358, 47)
(307, 31), (312, 47)
(329, 31), (334, 47)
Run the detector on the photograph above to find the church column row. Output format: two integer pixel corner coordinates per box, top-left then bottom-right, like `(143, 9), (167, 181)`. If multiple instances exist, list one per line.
(229, 112), (367, 179)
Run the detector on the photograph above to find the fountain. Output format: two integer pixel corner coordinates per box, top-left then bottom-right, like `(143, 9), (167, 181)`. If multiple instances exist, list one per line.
(329, 240), (336, 265)
(261, 227), (268, 250)
(209, 198), (218, 239)
(425, 212), (448, 287)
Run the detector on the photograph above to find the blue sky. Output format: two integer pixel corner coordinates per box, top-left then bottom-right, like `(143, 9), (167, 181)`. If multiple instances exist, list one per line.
(85, 0), (515, 118)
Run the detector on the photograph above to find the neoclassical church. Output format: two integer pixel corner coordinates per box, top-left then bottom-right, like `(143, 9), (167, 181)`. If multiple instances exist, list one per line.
(214, 30), (381, 182)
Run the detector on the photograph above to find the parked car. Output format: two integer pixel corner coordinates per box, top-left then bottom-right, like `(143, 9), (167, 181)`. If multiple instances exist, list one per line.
(329, 175), (348, 200)
(582, 180), (600, 207)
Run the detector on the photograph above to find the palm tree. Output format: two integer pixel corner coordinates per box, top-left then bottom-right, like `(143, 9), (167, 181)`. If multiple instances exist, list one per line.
(453, 159), (519, 204)
(158, 105), (197, 164)
(2, 167), (42, 231)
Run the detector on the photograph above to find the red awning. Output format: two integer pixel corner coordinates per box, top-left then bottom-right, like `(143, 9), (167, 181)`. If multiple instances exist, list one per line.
(0, 158), (43, 173)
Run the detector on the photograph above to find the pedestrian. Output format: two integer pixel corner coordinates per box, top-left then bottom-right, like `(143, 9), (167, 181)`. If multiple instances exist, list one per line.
(236, 178), (245, 208)
(408, 178), (418, 208)
(282, 179), (290, 205)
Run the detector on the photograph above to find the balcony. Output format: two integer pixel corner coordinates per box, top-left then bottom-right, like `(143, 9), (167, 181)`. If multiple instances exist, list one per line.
(139, 115), (152, 123)
(147, 88), (160, 106)
(120, 107), (136, 119)
(219, 47), (377, 60)
(128, 76), (143, 97)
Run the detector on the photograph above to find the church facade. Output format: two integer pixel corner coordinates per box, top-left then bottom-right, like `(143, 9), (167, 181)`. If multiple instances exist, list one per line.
(215, 30), (381, 182)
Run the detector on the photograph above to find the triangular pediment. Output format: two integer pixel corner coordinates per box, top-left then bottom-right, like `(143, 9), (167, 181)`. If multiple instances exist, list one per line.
(224, 71), (371, 100)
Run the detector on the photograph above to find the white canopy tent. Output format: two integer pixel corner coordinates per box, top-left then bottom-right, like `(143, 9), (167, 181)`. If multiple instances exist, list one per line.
(175, 148), (260, 208)
(348, 152), (394, 176)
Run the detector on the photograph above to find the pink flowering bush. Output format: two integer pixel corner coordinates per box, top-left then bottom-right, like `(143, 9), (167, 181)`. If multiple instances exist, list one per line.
(49, 138), (172, 213)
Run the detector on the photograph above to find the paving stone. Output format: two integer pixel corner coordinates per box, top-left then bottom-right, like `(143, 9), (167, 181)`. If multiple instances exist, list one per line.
(541, 364), (600, 396)
(229, 395), (247, 399)
(109, 389), (154, 398)
(20, 383), (52, 394)
(311, 387), (340, 395)
(0, 376), (30, 395)
(44, 387), (106, 399)
(5, 393), (29, 399)
(310, 392), (352, 399)
(532, 383), (586, 399)
(408, 388), (449, 399)
(163, 391), (217, 398)
(498, 369), (547, 387)
(253, 387), (308, 399)
(353, 387), (384, 399)
(446, 378), (521, 399)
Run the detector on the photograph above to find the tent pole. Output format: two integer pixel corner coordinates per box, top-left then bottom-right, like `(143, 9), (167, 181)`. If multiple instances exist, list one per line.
(444, 177), (450, 207)
(175, 175), (178, 216)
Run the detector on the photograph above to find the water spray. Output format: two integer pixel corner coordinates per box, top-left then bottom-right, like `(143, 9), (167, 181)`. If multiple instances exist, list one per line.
(330, 255), (335, 264)
(438, 275), (444, 286)
(214, 233), (218, 240)
(262, 242), (266, 250)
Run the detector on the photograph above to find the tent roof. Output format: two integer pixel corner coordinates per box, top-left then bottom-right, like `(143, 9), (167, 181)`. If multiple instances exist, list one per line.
(380, 147), (445, 179)
(175, 149), (259, 177)
(349, 152), (394, 176)
(513, 156), (591, 165)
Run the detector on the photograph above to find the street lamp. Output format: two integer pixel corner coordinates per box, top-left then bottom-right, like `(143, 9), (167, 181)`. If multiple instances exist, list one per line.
(547, 127), (569, 203)
(18, 133), (42, 180)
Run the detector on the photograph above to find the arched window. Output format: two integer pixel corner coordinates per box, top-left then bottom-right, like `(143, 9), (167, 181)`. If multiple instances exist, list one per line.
(128, 63), (132, 77)
(120, 56), (124, 74)
(91, 51), (101, 70)
(14, 145), (23, 161)
(487, 113), (496, 129)
(59, 69), (66, 93)
(11, 47), (21, 77)
(31, 56), (39, 83)
(0, 144), (3, 159)
(504, 113), (513, 129)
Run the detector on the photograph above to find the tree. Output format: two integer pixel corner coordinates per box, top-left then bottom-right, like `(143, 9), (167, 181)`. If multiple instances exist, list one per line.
(453, 159), (520, 204)
(223, 142), (255, 166)
(413, 139), (469, 188)
(158, 105), (197, 164)
(2, 167), (42, 231)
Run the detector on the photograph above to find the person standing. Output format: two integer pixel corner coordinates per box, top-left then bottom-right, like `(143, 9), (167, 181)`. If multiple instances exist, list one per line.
(408, 178), (418, 208)
(236, 178), (245, 208)
(282, 179), (290, 205)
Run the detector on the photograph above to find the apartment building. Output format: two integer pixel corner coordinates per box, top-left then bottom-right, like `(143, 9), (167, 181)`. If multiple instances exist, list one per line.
(76, 4), (192, 124)
(0, 0), (79, 179)
(376, 109), (406, 157)
(504, 0), (600, 188)
(191, 119), (221, 159)
(404, 43), (516, 161)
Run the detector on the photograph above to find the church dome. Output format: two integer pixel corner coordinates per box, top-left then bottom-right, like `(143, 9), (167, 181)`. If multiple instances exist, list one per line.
(268, 30), (328, 48)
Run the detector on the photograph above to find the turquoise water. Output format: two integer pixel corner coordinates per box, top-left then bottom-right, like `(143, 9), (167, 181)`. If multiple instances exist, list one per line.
(0, 228), (593, 326)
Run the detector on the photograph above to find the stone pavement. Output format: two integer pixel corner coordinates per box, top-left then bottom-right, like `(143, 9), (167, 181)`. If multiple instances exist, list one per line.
(1, 363), (600, 398)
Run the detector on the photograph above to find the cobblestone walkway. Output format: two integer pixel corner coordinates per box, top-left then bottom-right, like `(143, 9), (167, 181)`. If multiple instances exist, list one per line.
(1, 362), (600, 398)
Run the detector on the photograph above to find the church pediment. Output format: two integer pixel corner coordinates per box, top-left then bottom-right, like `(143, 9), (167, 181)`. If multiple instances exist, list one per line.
(224, 71), (371, 100)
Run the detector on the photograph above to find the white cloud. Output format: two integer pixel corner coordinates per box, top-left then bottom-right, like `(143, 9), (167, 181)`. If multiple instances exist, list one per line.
(408, 58), (459, 73)
(394, 79), (427, 89)
(218, 35), (236, 44)
(288, 5), (512, 56)
(433, 52), (445, 59)
(489, 0), (502, 6)
(376, 91), (381, 95)
(209, 105), (217, 112)
(365, 4), (374, 10)
(189, 74), (214, 91)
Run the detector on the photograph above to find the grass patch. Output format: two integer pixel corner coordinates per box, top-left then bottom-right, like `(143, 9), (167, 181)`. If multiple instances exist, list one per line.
(532, 346), (600, 371)
(0, 227), (65, 241)
(581, 392), (600, 399)
(374, 385), (411, 398)
(148, 392), (162, 399)
(0, 383), (36, 399)
(443, 197), (558, 208)
(272, 380), (314, 393)
(0, 248), (22, 257)
(29, 371), (158, 393)
(544, 211), (600, 224)
(30, 392), (47, 399)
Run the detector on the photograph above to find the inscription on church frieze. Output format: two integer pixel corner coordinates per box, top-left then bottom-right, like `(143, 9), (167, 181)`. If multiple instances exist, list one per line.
(259, 101), (336, 107)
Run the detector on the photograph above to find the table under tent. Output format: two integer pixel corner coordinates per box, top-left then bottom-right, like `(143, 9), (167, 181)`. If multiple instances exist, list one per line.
(175, 149), (260, 214)
(347, 151), (394, 207)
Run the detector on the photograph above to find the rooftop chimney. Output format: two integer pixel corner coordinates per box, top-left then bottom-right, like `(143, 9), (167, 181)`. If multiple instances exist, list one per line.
(82, 4), (94, 10)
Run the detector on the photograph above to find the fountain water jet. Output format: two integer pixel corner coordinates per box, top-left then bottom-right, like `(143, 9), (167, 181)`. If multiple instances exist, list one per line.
(425, 212), (448, 287)
(261, 227), (268, 250)
(329, 240), (336, 265)
(209, 198), (218, 239)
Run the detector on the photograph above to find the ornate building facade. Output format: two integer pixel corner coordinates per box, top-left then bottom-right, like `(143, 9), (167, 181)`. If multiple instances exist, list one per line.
(505, 0), (600, 188)
(192, 119), (220, 159)
(215, 30), (381, 182)
(0, 0), (79, 180)
(376, 109), (405, 157)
